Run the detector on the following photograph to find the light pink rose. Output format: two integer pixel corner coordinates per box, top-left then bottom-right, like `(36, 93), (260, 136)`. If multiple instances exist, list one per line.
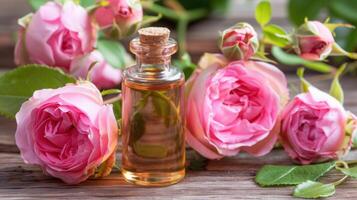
(14, 1), (95, 71)
(70, 50), (122, 89)
(15, 82), (118, 184)
(185, 54), (289, 159)
(94, 0), (143, 38)
(280, 87), (351, 164)
(294, 21), (334, 61)
(219, 23), (259, 61)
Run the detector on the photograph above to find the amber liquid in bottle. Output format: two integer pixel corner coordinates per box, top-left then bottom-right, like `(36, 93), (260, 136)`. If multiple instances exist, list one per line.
(121, 27), (185, 186)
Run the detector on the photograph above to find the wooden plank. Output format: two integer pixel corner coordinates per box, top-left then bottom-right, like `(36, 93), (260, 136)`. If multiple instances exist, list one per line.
(1, 151), (357, 199)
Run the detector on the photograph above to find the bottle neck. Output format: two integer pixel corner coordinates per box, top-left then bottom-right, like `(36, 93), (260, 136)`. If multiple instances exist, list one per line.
(130, 38), (177, 73)
(136, 56), (171, 72)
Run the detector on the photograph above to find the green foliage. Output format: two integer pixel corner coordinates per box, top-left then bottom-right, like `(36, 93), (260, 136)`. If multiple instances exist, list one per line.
(129, 112), (146, 145)
(133, 142), (168, 158)
(96, 38), (129, 69)
(297, 68), (310, 93)
(329, 64), (346, 103)
(186, 150), (208, 171)
(152, 92), (172, 127)
(255, 0), (272, 27)
(175, 0), (229, 14)
(272, 46), (333, 73)
(28, 0), (48, 10)
(141, 14), (163, 27)
(293, 181), (335, 199)
(0, 65), (76, 118)
(255, 161), (336, 186)
(288, 0), (325, 26)
(112, 100), (122, 120)
(28, 0), (95, 10)
(79, 0), (95, 8)
(338, 166), (357, 178)
(262, 24), (291, 47)
(174, 53), (196, 79)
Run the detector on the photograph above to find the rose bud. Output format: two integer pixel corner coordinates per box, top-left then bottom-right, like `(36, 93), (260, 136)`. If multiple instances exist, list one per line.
(185, 53), (289, 159)
(293, 21), (334, 61)
(218, 23), (259, 61)
(280, 86), (352, 164)
(94, 0), (143, 39)
(70, 50), (122, 89)
(15, 82), (118, 184)
(14, 1), (95, 71)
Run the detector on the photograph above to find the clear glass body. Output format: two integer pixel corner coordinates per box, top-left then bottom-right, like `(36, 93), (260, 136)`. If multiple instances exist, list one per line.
(121, 38), (185, 186)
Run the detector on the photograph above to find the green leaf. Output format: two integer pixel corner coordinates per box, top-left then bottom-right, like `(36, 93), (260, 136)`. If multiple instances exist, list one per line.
(255, 161), (336, 186)
(272, 46), (333, 73)
(28, 0), (48, 10)
(328, 0), (357, 24)
(97, 39), (128, 69)
(329, 64), (346, 104)
(186, 150), (208, 171)
(173, 53), (196, 79)
(152, 92), (172, 127)
(129, 112), (145, 145)
(0, 65), (76, 118)
(255, 0), (272, 27)
(263, 24), (291, 47)
(133, 142), (168, 158)
(338, 166), (357, 178)
(293, 181), (335, 199)
(79, 0), (95, 7)
(288, 0), (326, 26)
(112, 100), (122, 120)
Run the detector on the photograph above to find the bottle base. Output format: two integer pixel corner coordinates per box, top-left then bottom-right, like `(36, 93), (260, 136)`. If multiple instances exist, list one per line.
(121, 168), (185, 187)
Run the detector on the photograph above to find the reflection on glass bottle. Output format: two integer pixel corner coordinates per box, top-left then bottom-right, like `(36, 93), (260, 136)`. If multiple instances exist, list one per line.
(121, 27), (185, 186)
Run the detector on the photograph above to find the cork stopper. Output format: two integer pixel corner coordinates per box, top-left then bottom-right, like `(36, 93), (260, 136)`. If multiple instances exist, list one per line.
(138, 27), (170, 45)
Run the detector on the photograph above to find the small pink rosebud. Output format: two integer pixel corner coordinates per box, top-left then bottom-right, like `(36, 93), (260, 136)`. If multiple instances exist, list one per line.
(70, 50), (122, 89)
(94, 0), (143, 39)
(219, 23), (259, 61)
(293, 21), (335, 61)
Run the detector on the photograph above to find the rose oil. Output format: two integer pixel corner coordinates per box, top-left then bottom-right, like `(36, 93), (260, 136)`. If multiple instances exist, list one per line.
(121, 27), (185, 186)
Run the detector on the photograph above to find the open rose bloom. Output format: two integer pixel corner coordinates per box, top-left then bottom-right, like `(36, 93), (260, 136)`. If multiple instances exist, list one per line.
(15, 82), (118, 184)
(293, 21), (334, 61)
(185, 54), (289, 159)
(280, 87), (353, 164)
(15, 1), (95, 71)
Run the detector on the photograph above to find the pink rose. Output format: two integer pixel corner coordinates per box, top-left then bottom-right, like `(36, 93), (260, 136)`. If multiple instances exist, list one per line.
(219, 23), (259, 61)
(280, 87), (350, 164)
(94, 0), (143, 39)
(15, 82), (118, 184)
(14, 1), (95, 71)
(293, 21), (334, 61)
(70, 50), (122, 89)
(185, 54), (289, 159)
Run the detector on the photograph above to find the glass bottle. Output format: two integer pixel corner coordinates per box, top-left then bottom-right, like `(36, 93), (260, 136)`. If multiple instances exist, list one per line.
(121, 27), (185, 186)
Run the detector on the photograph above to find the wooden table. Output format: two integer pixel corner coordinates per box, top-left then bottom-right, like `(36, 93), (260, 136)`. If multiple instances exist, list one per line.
(0, 75), (357, 199)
